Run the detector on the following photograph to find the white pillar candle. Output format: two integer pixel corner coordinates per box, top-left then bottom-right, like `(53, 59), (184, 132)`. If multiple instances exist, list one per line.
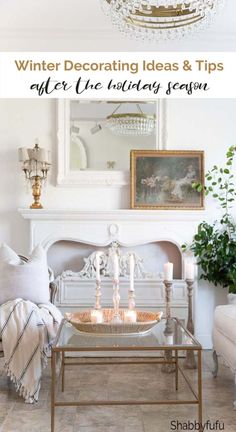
(95, 251), (102, 281)
(124, 310), (137, 323)
(185, 262), (195, 280)
(129, 253), (135, 292)
(113, 253), (119, 281)
(164, 262), (173, 281)
(91, 309), (103, 324)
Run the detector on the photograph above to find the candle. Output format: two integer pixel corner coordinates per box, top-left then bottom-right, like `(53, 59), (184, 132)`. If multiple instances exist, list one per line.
(91, 309), (103, 324)
(185, 261), (195, 280)
(165, 334), (174, 345)
(113, 253), (119, 281)
(129, 254), (135, 292)
(95, 251), (102, 281)
(124, 310), (137, 323)
(164, 262), (173, 281)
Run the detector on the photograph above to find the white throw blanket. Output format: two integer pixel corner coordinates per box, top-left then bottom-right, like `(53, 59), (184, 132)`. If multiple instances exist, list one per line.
(0, 299), (62, 403)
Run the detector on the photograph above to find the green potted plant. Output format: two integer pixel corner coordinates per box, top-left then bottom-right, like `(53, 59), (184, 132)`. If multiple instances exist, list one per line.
(182, 146), (236, 297)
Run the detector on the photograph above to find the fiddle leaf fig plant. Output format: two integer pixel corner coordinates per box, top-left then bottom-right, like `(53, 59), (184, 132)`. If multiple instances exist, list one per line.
(182, 146), (236, 293)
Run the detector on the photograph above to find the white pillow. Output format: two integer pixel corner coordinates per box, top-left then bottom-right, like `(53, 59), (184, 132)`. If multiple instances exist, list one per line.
(0, 244), (50, 305)
(0, 243), (21, 265)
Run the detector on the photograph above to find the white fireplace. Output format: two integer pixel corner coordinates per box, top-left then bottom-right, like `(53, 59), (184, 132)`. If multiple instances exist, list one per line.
(19, 208), (207, 331)
(18, 209), (204, 251)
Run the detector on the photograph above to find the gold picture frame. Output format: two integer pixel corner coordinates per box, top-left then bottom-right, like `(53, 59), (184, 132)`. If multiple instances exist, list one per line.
(130, 150), (205, 210)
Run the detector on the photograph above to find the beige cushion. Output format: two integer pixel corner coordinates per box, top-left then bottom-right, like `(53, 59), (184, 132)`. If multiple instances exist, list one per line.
(214, 305), (236, 345)
(213, 327), (236, 372)
(0, 244), (49, 305)
(0, 340), (2, 352)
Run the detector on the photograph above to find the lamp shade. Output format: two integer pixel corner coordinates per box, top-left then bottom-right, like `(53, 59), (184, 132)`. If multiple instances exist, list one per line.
(27, 148), (35, 160)
(27, 146), (47, 162)
(47, 151), (51, 164)
(18, 147), (28, 162)
(38, 148), (48, 163)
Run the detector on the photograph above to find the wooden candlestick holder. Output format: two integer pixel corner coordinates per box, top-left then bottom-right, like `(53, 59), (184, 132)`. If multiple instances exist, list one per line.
(113, 279), (121, 323)
(184, 279), (197, 369)
(95, 279), (102, 310)
(162, 280), (175, 373)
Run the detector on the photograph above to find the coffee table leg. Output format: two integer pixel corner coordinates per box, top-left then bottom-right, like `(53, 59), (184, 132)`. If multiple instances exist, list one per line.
(198, 350), (203, 432)
(51, 350), (56, 432)
(175, 350), (178, 391)
(61, 351), (65, 392)
(162, 350), (175, 373)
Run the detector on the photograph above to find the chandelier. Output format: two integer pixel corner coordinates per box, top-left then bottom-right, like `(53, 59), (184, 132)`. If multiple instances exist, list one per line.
(101, 1), (226, 41)
(106, 103), (155, 135)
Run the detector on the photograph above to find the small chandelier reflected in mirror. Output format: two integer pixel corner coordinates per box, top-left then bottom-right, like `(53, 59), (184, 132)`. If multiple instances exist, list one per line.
(106, 103), (155, 136)
(101, 0), (226, 41)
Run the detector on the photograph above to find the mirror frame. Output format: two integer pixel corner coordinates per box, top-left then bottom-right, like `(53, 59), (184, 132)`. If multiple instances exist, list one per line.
(57, 99), (168, 188)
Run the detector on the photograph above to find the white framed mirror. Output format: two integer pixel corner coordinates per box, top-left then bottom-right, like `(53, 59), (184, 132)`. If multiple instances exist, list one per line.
(57, 99), (167, 187)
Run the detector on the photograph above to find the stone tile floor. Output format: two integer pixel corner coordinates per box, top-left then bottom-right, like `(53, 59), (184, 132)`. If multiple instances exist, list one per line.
(0, 352), (235, 432)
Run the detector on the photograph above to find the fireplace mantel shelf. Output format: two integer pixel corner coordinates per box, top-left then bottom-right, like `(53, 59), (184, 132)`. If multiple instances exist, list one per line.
(18, 207), (210, 252)
(18, 208), (207, 222)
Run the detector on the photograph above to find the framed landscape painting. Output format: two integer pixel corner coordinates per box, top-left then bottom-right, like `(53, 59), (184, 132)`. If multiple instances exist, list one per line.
(130, 150), (204, 210)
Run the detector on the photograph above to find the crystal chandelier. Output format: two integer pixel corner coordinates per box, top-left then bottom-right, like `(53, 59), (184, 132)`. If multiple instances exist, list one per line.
(106, 103), (155, 135)
(101, 1), (226, 41)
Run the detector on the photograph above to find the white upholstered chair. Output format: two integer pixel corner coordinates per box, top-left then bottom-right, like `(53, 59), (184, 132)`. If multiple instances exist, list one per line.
(212, 303), (236, 408)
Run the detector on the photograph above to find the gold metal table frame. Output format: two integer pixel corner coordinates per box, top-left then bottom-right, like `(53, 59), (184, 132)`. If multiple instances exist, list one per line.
(51, 318), (203, 432)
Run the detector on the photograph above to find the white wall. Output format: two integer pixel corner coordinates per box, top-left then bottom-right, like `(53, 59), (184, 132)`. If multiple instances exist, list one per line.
(0, 98), (235, 347)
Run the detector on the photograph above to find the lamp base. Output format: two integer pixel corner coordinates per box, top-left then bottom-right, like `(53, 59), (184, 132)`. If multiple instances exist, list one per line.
(30, 203), (43, 209)
(30, 175), (43, 210)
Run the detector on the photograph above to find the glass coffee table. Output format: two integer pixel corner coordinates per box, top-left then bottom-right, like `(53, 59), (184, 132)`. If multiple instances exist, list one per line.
(51, 317), (202, 432)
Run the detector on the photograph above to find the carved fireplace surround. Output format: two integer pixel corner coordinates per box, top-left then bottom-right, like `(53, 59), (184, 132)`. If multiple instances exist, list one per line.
(19, 208), (206, 327)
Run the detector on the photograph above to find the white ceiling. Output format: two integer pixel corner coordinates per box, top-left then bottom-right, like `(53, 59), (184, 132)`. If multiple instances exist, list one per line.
(0, 0), (235, 51)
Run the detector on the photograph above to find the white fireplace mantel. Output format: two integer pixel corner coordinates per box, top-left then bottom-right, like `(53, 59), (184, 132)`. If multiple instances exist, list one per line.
(18, 208), (207, 253)
(19, 207), (210, 342)
(19, 208), (207, 222)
